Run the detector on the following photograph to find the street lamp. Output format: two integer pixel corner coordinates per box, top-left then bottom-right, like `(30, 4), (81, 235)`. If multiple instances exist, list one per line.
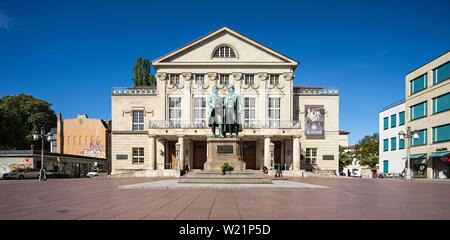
(175, 142), (180, 170)
(398, 126), (420, 180)
(33, 127), (51, 182)
(269, 142), (274, 170)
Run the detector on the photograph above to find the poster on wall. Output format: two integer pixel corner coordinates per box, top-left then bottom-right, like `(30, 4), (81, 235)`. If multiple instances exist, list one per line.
(305, 105), (325, 138)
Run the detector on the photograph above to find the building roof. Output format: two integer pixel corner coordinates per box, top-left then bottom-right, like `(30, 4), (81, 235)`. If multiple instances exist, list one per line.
(152, 26), (299, 67)
(339, 130), (351, 135)
(405, 50), (450, 75)
(379, 99), (405, 112)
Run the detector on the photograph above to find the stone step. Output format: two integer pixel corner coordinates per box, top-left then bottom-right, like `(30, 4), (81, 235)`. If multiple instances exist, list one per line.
(179, 178), (271, 184)
(179, 170), (272, 184)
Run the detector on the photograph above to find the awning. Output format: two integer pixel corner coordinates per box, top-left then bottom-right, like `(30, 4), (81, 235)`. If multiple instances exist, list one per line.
(428, 151), (450, 158)
(409, 153), (427, 159)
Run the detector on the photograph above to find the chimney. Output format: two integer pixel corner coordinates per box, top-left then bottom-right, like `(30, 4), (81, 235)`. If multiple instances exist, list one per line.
(56, 112), (64, 153)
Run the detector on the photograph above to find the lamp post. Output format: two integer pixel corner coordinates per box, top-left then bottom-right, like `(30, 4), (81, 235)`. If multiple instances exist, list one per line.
(398, 126), (420, 180)
(33, 127), (51, 182)
(269, 142), (275, 170)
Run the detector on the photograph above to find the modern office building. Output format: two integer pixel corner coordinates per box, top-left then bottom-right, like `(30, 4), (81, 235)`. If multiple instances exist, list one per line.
(405, 51), (450, 179)
(378, 100), (406, 175)
(111, 27), (347, 177)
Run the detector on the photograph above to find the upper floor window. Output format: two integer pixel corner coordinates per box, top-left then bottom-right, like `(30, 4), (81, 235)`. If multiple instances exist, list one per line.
(410, 101), (427, 120)
(169, 97), (182, 127)
(432, 92), (450, 114)
(399, 111), (405, 126)
(412, 129), (427, 147)
(244, 97), (256, 127)
(383, 117), (389, 130)
(433, 61), (450, 85)
(433, 124), (450, 143)
(268, 74), (279, 85)
(132, 110), (144, 131)
(193, 74), (204, 86)
(383, 139), (389, 152)
(243, 74), (254, 85)
(410, 74), (427, 95)
(219, 74), (229, 85)
(193, 97), (206, 126)
(213, 46), (236, 58)
(268, 97), (280, 128)
(169, 74), (180, 85)
(391, 114), (396, 128)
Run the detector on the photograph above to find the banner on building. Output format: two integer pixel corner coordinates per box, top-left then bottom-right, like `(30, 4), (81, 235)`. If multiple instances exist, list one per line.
(305, 105), (325, 137)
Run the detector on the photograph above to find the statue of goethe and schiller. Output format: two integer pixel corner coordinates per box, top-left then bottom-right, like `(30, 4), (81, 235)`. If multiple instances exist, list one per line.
(207, 85), (243, 138)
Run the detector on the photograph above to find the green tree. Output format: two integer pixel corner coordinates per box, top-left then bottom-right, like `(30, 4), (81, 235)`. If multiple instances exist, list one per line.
(0, 94), (57, 150)
(134, 57), (156, 86)
(339, 145), (354, 168)
(133, 56), (143, 86)
(353, 133), (379, 168)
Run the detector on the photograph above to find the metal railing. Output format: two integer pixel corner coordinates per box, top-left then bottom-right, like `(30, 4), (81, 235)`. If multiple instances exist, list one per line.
(148, 120), (301, 129)
(112, 87), (158, 96)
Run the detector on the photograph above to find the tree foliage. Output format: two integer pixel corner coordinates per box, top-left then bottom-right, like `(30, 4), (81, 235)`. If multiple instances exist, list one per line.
(0, 94), (56, 150)
(133, 57), (156, 86)
(339, 145), (354, 168)
(353, 133), (379, 168)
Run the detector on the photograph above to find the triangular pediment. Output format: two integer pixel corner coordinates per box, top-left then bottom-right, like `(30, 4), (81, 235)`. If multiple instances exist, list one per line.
(153, 27), (298, 66)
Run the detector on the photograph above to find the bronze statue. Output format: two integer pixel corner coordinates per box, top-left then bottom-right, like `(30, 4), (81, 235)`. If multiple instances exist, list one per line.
(207, 85), (224, 138)
(223, 84), (243, 137)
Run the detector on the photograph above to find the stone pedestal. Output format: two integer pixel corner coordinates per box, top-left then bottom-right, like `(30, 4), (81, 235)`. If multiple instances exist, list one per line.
(204, 137), (246, 172)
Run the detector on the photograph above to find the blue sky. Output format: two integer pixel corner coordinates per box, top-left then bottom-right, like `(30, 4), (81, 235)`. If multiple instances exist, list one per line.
(0, 0), (449, 144)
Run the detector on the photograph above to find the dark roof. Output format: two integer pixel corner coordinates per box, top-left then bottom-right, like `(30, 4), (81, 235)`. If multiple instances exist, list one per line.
(339, 130), (351, 135)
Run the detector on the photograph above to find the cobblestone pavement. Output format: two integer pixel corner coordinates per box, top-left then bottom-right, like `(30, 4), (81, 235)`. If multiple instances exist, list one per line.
(1, 177), (450, 220)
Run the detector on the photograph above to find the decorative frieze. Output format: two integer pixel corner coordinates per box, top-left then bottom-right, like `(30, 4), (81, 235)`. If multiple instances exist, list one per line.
(257, 72), (268, 81)
(282, 72), (294, 81)
(207, 72), (217, 80)
(232, 72), (243, 81)
(157, 72), (167, 81)
(182, 72), (192, 81)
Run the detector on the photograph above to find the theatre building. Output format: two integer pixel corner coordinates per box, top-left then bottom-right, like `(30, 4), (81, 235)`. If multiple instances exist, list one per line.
(111, 27), (346, 177)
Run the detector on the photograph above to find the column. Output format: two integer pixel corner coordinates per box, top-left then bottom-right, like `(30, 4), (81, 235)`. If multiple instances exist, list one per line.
(293, 137), (300, 171)
(178, 136), (185, 170)
(264, 136), (271, 168)
(149, 135), (156, 170)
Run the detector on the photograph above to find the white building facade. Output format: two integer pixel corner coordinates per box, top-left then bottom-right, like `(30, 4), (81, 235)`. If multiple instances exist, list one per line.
(111, 27), (346, 177)
(379, 101), (406, 174)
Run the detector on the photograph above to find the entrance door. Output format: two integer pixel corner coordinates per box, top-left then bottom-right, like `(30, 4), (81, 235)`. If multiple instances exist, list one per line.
(193, 141), (207, 169)
(273, 141), (282, 169)
(168, 141), (177, 169)
(243, 141), (257, 169)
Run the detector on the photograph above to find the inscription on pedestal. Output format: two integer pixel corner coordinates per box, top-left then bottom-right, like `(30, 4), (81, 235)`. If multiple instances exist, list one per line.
(217, 145), (233, 154)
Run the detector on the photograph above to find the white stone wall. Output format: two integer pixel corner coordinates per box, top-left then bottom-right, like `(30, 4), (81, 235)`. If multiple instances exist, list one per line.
(379, 102), (406, 174)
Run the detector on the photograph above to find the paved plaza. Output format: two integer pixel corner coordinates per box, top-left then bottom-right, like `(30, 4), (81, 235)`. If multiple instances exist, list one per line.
(1, 177), (450, 220)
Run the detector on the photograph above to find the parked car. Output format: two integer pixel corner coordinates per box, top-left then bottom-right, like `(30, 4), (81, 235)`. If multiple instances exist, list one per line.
(87, 169), (108, 178)
(2, 168), (41, 180)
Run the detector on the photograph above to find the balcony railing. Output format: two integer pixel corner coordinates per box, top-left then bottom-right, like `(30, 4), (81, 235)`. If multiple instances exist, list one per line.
(112, 87), (158, 96)
(148, 120), (301, 129)
(293, 87), (338, 96)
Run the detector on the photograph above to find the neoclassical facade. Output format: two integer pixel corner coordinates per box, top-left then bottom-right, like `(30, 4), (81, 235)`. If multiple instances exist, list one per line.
(111, 27), (346, 177)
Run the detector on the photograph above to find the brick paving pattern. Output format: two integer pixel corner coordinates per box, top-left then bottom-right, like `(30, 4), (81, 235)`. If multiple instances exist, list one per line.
(1, 177), (450, 219)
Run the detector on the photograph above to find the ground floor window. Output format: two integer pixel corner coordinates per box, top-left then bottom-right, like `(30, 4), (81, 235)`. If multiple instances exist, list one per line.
(411, 158), (427, 178)
(433, 158), (450, 179)
(383, 160), (388, 173)
(305, 148), (317, 165)
(132, 147), (144, 164)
